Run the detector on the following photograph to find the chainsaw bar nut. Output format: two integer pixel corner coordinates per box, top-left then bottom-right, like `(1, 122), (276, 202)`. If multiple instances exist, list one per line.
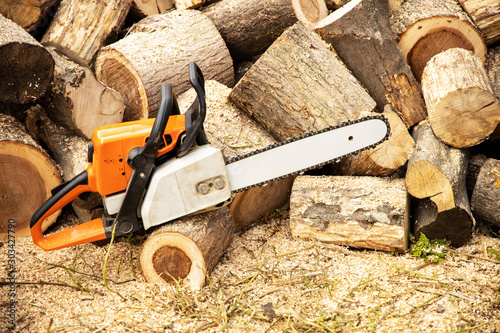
(213, 176), (226, 190)
(197, 182), (210, 195)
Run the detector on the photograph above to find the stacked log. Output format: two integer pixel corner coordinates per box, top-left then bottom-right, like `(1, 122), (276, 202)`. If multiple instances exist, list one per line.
(458, 0), (500, 46)
(0, 0), (59, 33)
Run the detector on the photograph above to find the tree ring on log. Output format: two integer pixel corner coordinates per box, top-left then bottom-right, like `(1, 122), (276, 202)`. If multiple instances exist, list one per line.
(140, 231), (206, 288)
(95, 49), (148, 121)
(292, 0), (328, 28)
(398, 16), (487, 81)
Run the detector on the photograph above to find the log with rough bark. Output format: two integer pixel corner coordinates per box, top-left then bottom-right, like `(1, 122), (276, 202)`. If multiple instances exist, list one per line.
(290, 175), (410, 252)
(470, 158), (500, 228)
(41, 0), (133, 65)
(292, 0), (328, 28)
(44, 47), (125, 139)
(390, 0), (487, 82)
(178, 80), (294, 232)
(0, 14), (54, 104)
(140, 207), (234, 289)
(458, 0), (500, 46)
(466, 153), (487, 197)
(229, 22), (377, 142)
(487, 45), (500, 99)
(95, 9), (234, 121)
(405, 120), (474, 247)
(421, 48), (500, 148)
(0, 0), (59, 33)
(202, 0), (298, 62)
(314, 0), (427, 128)
(0, 113), (62, 239)
(331, 105), (415, 176)
(25, 105), (102, 222)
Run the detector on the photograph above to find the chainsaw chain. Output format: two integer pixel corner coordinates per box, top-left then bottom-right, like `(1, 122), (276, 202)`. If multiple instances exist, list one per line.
(225, 114), (391, 193)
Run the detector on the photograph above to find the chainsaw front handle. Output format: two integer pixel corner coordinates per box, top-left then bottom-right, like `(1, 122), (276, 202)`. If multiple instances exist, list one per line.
(30, 170), (106, 251)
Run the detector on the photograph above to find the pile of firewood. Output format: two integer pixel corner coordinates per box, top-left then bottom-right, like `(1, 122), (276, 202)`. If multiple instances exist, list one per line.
(0, 0), (499, 287)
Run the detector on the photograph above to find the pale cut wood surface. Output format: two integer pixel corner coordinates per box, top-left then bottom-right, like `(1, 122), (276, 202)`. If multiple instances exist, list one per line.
(291, 0), (328, 28)
(290, 175), (410, 252)
(458, 0), (500, 46)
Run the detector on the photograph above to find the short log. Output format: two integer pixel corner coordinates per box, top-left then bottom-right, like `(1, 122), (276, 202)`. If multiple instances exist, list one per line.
(405, 120), (474, 247)
(95, 9), (234, 121)
(390, 0), (487, 81)
(421, 48), (500, 148)
(290, 175), (410, 252)
(291, 0), (328, 28)
(140, 207), (234, 289)
(0, 0), (58, 33)
(41, 0), (133, 64)
(229, 22), (377, 142)
(470, 158), (500, 228)
(458, 0), (500, 46)
(314, 0), (427, 128)
(0, 14), (54, 104)
(0, 113), (62, 239)
(130, 0), (174, 17)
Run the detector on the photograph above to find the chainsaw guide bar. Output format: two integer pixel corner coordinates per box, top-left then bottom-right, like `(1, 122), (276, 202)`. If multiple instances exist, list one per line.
(225, 115), (391, 193)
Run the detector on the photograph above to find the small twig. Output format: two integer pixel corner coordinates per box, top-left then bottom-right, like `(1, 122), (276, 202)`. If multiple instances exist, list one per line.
(276, 245), (315, 258)
(447, 249), (500, 264)
(0, 281), (104, 296)
(226, 134), (262, 148)
(103, 222), (126, 301)
(446, 321), (490, 333)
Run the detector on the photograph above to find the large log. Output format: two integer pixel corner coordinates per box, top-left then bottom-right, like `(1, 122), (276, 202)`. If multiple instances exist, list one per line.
(140, 207), (234, 289)
(0, 113), (62, 239)
(229, 22), (377, 142)
(178, 80), (294, 232)
(405, 120), (474, 247)
(290, 175), (410, 252)
(41, 0), (133, 65)
(202, 0), (298, 63)
(458, 0), (500, 46)
(331, 105), (415, 176)
(95, 9), (234, 121)
(44, 47), (125, 139)
(0, 14), (54, 104)
(0, 0), (59, 33)
(314, 0), (427, 128)
(390, 0), (487, 82)
(470, 158), (500, 228)
(421, 47), (500, 148)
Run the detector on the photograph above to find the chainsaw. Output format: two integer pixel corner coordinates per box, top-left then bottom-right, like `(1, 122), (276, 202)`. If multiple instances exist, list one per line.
(31, 62), (390, 251)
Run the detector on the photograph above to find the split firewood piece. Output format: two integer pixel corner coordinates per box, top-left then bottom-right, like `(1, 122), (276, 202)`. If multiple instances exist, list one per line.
(229, 22), (376, 142)
(421, 48), (500, 148)
(25, 105), (103, 222)
(202, 0), (298, 62)
(290, 175), (410, 252)
(174, 0), (215, 9)
(331, 105), (415, 177)
(0, 14), (54, 104)
(291, 0), (328, 28)
(314, 0), (427, 128)
(0, 0), (59, 33)
(140, 207), (234, 289)
(95, 9), (234, 121)
(470, 158), (500, 228)
(41, 0), (133, 65)
(458, 0), (500, 46)
(390, 0), (487, 82)
(178, 80), (294, 232)
(45, 47), (125, 139)
(0, 113), (62, 239)
(405, 120), (474, 247)
(130, 0), (174, 17)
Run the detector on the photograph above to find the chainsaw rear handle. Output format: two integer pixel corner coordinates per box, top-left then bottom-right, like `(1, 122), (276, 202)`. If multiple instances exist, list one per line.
(30, 171), (106, 251)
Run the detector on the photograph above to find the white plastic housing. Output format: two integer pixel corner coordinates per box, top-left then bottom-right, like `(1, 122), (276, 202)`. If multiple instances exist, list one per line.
(140, 145), (231, 230)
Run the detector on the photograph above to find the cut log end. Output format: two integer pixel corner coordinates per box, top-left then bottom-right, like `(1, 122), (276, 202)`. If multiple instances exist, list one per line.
(292, 0), (328, 28)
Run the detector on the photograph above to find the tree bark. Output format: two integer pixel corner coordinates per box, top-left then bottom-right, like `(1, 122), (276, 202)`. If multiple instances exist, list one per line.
(0, 113), (62, 239)
(44, 47), (125, 139)
(314, 0), (427, 128)
(178, 80), (294, 232)
(421, 47), (500, 148)
(140, 207), (234, 289)
(41, 0), (133, 65)
(458, 0), (500, 46)
(0, 0), (59, 33)
(290, 175), (410, 252)
(95, 9), (234, 121)
(331, 105), (415, 176)
(229, 22), (377, 143)
(0, 14), (54, 104)
(202, 0), (298, 62)
(390, 0), (487, 82)
(405, 120), (474, 247)
(470, 158), (500, 228)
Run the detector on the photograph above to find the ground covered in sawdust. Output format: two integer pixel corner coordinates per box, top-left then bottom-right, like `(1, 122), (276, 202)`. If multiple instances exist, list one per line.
(2, 210), (500, 333)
